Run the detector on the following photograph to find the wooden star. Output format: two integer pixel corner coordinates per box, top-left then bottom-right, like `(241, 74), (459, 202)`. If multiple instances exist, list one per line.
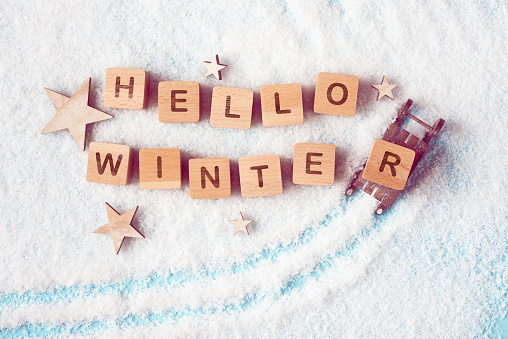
(93, 203), (144, 254)
(203, 54), (227, 80)
(42, 78), (113, 151)
(229, 212), (252, 235)
(372, 76), (398, 100)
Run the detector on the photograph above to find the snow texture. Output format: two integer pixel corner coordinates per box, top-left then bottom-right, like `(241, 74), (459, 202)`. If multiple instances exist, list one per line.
(0, 0), (507, 337)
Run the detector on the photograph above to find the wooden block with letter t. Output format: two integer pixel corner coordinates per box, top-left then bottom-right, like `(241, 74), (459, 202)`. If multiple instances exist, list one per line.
(238, 155), (283, 197)
(362, 140), (415, 190)
(158, 81), (200, 123)
(86, 142), (133, 186)
(104, 68), (150, 109)
(210, 87), (253, 129)
(188, 158), (231, 199)
(293, 143), (335, 185)
(314, 72), (359, 116)
(139, 148), (181, 189)
(260, 83), (303, 127)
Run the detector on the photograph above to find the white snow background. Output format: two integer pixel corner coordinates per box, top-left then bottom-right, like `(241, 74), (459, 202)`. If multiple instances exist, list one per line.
(0, 0), (507, 337)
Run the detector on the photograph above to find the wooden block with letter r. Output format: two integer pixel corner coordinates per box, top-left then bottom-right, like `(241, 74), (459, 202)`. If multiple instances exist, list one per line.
(314, 72), (359, 116)
(293, 143), (335, 185)
(238, 155), (283, 197)
(104, 68), (150, 109)
(86, 142), (133, 186)
(139, 148), (181, 189)
(188, 158), (231, 199)
(210, 86), (253, 129)
(260, 83), (303, 127)
(158, 81), (200, 123)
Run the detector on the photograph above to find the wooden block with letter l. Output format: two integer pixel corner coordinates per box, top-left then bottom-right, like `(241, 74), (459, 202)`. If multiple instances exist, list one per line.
(139, 148), (181, 189)
(86, 142), (133, 186)
(314, 72), (359, 116)
(210, 87), (253, 129)
(188, 158), (231, 199)
(238, 155), (283, 197)
(362, 140), (415, 190)
(158, 81), (200, 123)
(260, 83), (303, 127)
(293, 143), (335, 185)
(104, 68), (150, 109)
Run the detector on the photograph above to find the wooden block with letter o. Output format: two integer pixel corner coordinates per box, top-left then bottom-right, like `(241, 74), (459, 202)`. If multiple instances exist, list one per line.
(86, 142), (133, 186)
(260, 83), (303, 127)
(362, 140), (415, 190)
(139, 148), (181, 189)
(158, 81), (200, 123)
(188, 158), (231, 199)
(104, 68), (150, 110)
(293, 143), (335, 185)
(238, 155), (283, 197)
(210, 87), (253, 129)
(314, 72), (359, 116)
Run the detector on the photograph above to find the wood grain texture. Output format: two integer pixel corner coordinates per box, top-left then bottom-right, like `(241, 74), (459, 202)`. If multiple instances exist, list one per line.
(104, 68), (150, 109)
(314, 72), (359, 116)
(158, 81), (200, 123)
(86, 142), (133, 186)
(260, 83), (303, 127)
(210, 86), (253, 129)
(139, 148), (181, 189)
(239, 154), (283, 197)
(293, 143), (336, 185)
(188, 157), (231, 199)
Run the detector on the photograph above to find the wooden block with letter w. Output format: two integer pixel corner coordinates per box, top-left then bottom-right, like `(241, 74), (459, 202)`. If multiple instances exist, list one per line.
(86, 142), (133, 186)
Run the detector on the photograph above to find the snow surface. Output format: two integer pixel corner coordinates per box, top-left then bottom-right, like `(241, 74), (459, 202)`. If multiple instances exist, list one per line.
(0, 0), (507, 337)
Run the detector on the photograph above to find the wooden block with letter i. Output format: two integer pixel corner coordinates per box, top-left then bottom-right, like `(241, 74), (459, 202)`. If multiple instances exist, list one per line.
(104, 68), (150, 109)
(86, 142), (133, 186)
(188, 158), (231, 199)
(314, 72), (359, 116)
(158, 81), (200, 123)
(139, 148), (182, 189)
(238, 155), (283, 197)
(260, 83), (303, 127)
(293, 143), (335, 185)
(362, 140), (415, 190)
(210, 87), (253, 129)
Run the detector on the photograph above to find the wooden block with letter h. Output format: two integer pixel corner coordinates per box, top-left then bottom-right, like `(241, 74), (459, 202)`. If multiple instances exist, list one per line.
(104, 68), (150, 109)
(210, 87), (253, 129)
(293, 143), (335, 185)
(189, 158), (231, 199)
(314, 72), (359, 116)
(260, 83), (303, 127)
(239, 155), (283, 197)
(86, 142), (133, 186)
(158, 81), (200, 123)
(139, 148), (182, 189)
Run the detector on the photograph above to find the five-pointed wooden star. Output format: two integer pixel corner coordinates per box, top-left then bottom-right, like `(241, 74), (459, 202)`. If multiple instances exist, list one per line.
(93, 203), (144, 254)
(42, 78), (113, 151)
(229, 212), (252, 235)
(203, 54), (227, 80)
(372, 76), (398, 100)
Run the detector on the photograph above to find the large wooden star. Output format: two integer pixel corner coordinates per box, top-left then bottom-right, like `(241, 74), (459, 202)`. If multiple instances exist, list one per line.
(229, 212), (252, 235)
(42, 78), (113, 151)
(203, 54), (227, 80)
(372, 76), (398, 100)
(93, 203), (144, 254)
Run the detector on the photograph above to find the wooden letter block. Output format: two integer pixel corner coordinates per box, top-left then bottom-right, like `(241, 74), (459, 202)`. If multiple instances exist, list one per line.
(86, 142), (133, 186)
(362, 140), (416, 190)
(104, 68), (150, 109)
(260, 83), (303, 127)
(188, 158), (231, 199)
(210, 87), (253, 129)
(293, 143), (335, 185)
(158, 81), (200, 123)
(314, 72), (359, 116)
(139, 148), (181, 189)
(238, 155), (283, 197)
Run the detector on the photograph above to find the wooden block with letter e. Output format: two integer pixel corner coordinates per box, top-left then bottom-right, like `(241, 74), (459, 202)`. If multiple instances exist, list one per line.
(139, 148), (181, 189)
(158, 81), (200, 123)
(260, 83), (303, 127)
(86, 142), (133, 186)
(293, 143), (335, 185)
(188, 158), (231, 199)
(362, 140), (415, 190)
(104, 68), (150, 109)
(210, 87), (253, 129)
(314, 72), (359, 116)
(238, 155), (283, 197)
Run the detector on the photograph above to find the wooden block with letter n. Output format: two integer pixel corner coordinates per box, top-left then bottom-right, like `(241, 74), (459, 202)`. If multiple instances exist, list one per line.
(314, 72), (359, 116)
(210, 87), (253, 129)
(260, 83), (303, 127)
(238, 155), (283, 197)
(139, 148), (181, 189)
(362, 140), (415, 190)
(104, 68), (150, 109)
(188, 158), (231, 199)
(158, 81), (200, 123)
(86, 142), (133, 186)
(293, 143), (335, 185)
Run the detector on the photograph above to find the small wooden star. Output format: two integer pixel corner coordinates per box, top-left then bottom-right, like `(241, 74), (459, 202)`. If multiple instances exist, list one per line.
(93, 203), (144, 254)
(203, 54), (227, 80)
(372, 76), (398, 100)
(229, 212), (252, 235)
(42, 78), (113, 151)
